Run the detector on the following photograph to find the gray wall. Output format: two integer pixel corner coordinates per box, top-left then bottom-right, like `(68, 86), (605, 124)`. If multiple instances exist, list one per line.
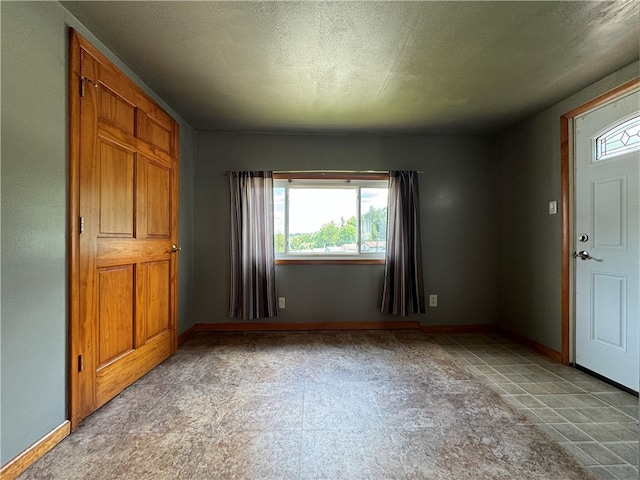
(496, 61), (639, 351)
(0, 1), (196, 465)
(194, 133), (499, 327)
(178, 125), (197, 334)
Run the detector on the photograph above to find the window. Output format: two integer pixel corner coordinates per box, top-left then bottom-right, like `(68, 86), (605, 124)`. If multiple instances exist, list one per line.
(274, 173), (388, 263)
(595, 114), (640, 161)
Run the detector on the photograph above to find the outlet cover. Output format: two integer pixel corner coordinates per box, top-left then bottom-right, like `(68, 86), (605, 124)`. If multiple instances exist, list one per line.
(548, 200), (558, 215)
(429, 295), (438, 307)
(278, 297), (286, 309)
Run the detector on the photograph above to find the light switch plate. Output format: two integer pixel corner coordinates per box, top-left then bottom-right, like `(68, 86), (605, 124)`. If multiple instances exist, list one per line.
(548, 200), (558, 215)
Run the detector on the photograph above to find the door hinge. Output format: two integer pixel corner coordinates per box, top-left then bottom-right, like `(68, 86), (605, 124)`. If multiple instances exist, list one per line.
(80, 76), (98, 97)
(77, 354), (84, 372)
(79, 216), (85, 234)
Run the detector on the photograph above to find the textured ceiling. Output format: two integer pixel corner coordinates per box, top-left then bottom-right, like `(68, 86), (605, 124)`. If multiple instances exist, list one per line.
(62, 1), (639, 134)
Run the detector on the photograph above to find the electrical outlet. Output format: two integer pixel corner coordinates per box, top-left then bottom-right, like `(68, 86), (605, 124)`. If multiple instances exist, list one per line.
(548, 200), (558, 215)
(429, 295), (438, 307)
(278, 297), (286, 309)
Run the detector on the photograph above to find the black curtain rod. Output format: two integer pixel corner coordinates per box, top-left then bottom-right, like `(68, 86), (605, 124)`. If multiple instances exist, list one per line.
(224, 170), (424, 175)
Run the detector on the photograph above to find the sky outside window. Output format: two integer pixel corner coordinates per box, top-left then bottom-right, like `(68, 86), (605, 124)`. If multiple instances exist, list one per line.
(289, 188), (356, 234)
(274, 186), (388, 234)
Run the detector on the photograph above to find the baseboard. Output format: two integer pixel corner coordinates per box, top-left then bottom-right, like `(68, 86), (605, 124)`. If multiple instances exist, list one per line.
(179, 321), (496, 344)
(178, 324), (198, 345)
(421, 324), (497, 334)
(498, 326), (563, 364)
(0, 421), (70, 480)
(179, 321), (423, 343)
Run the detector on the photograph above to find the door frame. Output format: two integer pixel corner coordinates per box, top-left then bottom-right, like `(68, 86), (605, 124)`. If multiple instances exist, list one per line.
(560, 77), (640, 366)
(68, 28), (83, 430)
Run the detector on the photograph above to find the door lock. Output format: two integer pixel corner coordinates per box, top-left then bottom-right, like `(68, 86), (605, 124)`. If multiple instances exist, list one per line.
(573, 250), (592, 260)
(578, 233), (589, 242)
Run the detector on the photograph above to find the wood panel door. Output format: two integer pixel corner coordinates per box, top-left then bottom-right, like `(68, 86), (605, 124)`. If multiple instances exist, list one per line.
(69, 30), (179, 427)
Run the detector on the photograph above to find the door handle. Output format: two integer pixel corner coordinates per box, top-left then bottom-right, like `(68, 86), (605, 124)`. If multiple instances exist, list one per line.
(573, 250), (592, 260)
(573, 250), (602, 261)
(171, 244), (182, 253)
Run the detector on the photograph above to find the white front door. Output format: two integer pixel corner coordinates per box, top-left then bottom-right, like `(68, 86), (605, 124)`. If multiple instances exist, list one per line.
(574, 90), (639, 393)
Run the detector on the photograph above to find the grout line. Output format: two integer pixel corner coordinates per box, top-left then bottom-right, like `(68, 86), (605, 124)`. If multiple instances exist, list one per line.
(448, 332), (639, 477)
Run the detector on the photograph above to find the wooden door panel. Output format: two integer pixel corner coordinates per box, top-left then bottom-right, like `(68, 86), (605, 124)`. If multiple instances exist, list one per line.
(98, 84), (136, 135)
(96, 330), (172, 409)
(144, 260), (171, 341)
(138, 112), (173, 155)
(98, 139), (135, 236)
(97, 266), (135, 366)
(145, 160), (171, 238)
(96, 61), (145, 125)
(97, 123), (176, 167)
(97, 239), (172, 267)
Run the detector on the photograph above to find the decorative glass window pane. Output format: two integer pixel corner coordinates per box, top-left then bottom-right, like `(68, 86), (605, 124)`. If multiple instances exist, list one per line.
(595, 115), (640, 161)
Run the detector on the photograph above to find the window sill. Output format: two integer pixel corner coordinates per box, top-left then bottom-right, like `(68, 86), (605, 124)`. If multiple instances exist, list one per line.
(275, 259), (385, 265)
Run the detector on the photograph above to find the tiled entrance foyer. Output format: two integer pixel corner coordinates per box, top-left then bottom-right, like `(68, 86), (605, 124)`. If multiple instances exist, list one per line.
(436, 332), (639, 480)
(16, 330), (638, 480)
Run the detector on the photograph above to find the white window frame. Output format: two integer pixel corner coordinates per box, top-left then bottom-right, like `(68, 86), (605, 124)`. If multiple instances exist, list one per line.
(274, 175), (388, 262)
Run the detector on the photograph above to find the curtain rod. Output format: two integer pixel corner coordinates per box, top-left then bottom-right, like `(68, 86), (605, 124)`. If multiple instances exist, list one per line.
(225, 170), (424, 175)
(273, 170), (424, 174)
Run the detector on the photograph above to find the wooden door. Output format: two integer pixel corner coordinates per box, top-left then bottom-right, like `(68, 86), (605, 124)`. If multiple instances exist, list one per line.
(69, 30), (179, 427)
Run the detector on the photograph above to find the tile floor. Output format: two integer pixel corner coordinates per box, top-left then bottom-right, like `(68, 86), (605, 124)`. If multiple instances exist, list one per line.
(16, 330), (638, 480)
(435, 332), (639, 480)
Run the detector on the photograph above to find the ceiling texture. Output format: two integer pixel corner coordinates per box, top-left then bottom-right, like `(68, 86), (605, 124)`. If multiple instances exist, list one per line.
(62, 1), (639, 135)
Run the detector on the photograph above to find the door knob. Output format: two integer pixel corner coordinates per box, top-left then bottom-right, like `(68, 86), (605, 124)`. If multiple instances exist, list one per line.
(573, 250), (592, 260)
(171, 244), (182, 253)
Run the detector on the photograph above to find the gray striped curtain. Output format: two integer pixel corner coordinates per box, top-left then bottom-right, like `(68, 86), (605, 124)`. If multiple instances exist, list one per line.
(228, 171), (278, 320)
(381, 171), (426, 316)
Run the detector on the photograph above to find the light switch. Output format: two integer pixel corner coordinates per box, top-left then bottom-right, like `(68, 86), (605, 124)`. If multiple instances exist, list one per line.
(548, 201), (558, 215)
